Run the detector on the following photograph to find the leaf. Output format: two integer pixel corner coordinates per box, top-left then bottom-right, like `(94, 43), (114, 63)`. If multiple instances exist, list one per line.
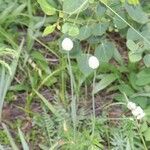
(127, 28), (141, 41)
(62, 23), (79, 37)
(18, 128), (29, 150)
(93, 74), (118, 94)
(2, 123), (19, 150)
(43, 24), (56, 36)
(113, 47), (124, 65)
(92, 23), (109, 36)
(34, 90), (60, 118)
(144, 128), (150, 141)
(128, 51), (142, 62)
(63, 0), (88, 14)
(113, 12), (127, 29)
(127, 0), (139, 5)
(77, 54), (93, 76)
(136, 69), (150, 86)
(125, 4), (148, 24)
(126, 40), (138, 52)
(143, 54), (150, 67)
(37, 0), (56, 15)
(95, 41), (114, 63)
(96, 3), (106, 17)
(77, 26), (92, 40)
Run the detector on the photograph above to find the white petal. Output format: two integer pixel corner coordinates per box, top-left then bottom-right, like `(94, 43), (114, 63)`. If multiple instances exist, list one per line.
(88, 56), (99, 69)
(132, 106), (143, 117)
(61, 38), (73, 51)
(127, 102), (136, 110)
(137, 112), (145, 120)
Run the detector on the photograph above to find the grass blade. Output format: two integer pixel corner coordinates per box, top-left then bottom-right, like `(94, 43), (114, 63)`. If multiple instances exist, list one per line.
(2, 123), (19, 150)
(18, 128), (29, 150)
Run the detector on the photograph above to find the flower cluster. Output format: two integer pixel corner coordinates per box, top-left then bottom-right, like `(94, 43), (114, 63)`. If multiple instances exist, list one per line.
(127, 102), (145, 120)
(61, 38), (100, 69)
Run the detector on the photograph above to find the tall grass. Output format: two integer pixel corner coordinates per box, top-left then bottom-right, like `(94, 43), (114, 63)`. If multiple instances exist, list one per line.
(0, 39), (24, 121)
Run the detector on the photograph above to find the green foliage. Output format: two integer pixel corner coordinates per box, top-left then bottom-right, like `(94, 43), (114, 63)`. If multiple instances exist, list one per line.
(2, 0), (150, 149)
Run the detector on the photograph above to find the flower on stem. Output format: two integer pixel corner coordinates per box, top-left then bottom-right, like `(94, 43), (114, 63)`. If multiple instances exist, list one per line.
(127, 101), (136, 110)
(127, 101), (145, 120)
(88, 56), (99, 69)
(61, 38), (73, 51)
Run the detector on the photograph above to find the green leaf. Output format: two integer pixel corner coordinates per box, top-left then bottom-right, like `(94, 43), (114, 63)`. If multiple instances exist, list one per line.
(144, 128), (150, 141)
(93, 74), (118, 94)
(63, 0), (88, 14)
(127, 0), (139, 5)
(2, 123), (19, 150)
(136, 69), (150, 86)
(34, 89), (60, 117)
(113, 47), (124, 65)
(143, 54), (150, 67)
(43, 24), (56, 36)
(62, 23), (79, 37)
(126, 40), (138, 52)
(37, 0), (56, 15)
(77, 54), (93, 76)
(18, 128), (29, 150)
(113, 12), (127, 29)
(92, 23), (109, 36)
(127, 28), (141, 41)
(77, 26), (92, 40)
(125, 4), (148, 24)
(95, 41), (114, 63)
(129, 51), (142, 62)
(96, 3), (106, 17)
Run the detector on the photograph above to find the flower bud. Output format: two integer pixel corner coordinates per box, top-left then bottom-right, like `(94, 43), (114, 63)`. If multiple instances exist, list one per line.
(127, 102), (136, 110)
(61, 38), (73, 51)
(88, 56), (99, 69)
(137, 112), (145, 120)
(132, 106), (143, 117)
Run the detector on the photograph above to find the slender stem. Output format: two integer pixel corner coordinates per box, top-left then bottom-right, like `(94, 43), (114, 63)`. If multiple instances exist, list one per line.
(92, 71), (96, 137)
(67, 53), (76, 140)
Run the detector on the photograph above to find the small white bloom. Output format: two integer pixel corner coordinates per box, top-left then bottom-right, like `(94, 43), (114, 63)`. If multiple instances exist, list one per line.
(61, 38), (73, 51)
(132, 106), (143, 117)
(137, 112), (145, 120)
(88, 56), (99, 69)
(127, 102), (136, 110)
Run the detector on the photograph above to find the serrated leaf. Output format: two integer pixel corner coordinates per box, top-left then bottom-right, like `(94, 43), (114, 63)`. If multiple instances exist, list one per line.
(93, 74), (118, 94)
(43, 24), (56, 36)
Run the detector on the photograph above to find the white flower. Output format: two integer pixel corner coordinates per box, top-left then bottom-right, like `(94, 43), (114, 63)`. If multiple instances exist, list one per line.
(127, 102), (136, 110)
(88, 56), (99, 69)
(61, 38), (73, 51)
(137, 112), (145, 120)
(132, 106), (144, 117)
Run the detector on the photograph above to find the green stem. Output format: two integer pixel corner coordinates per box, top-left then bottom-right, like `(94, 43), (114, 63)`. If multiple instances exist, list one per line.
(92, 71), (96, 137)
(67, 53), (76, 141)
(100, 0), (150, 47)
